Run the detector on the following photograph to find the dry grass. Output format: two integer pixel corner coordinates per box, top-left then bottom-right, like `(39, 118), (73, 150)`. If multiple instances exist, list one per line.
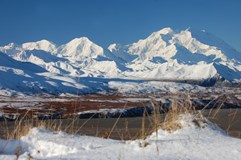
(154, 97), (206, 133)
(0, 98), (203, 141)
(2, 118), (57, 140)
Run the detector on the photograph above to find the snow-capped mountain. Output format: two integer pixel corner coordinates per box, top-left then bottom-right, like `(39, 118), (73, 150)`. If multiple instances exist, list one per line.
(109, 27), (241, 81)
(0, 27), (241, 95)
(122, 27), (234, 62)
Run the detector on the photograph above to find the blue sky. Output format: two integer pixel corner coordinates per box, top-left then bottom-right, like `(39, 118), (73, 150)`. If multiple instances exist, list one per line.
(0, 0), (241, 52)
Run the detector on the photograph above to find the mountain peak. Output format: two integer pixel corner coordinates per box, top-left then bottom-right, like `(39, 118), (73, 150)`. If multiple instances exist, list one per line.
(127, 27), (176, 60)
(22, 40), (57, 53)
(155, 27), (174, 35)
(67, 37), (93, 46)
(108, 43), (122, 52)
(4, 43), (20, 49)
(59, 37), (104, 60)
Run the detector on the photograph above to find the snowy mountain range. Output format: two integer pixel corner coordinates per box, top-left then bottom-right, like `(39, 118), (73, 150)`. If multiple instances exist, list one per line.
(1, 27), (241, 95)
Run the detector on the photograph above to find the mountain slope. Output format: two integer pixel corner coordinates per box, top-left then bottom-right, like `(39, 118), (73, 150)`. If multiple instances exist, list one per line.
(0, 52), (88, 95)
(0, 44), (80, 75)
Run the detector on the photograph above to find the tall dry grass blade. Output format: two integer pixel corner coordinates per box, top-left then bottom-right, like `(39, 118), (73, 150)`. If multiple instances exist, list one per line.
(107, 104), (127, 139)
(74, 113), (97, 135)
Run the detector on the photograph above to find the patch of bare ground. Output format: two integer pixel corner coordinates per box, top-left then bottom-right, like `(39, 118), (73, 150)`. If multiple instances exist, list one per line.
(1, 92), (241, 119)
(0, 94), (151, 119)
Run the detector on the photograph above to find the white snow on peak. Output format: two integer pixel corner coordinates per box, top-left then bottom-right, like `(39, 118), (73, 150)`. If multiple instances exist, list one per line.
(171, 29), (227, 60)
(0, 43), (24, 56)
(0, 43), (20, 51)
(59, 37), (104, 60)
(126, 27), (230, 62)
(128, 28), (176, 60)
(22, 40), (57, 53)
(4, 42), (19, 48)
(108, 43), (137, 62)
(107, 43), (118, 52)
(155, 27), (174, 35)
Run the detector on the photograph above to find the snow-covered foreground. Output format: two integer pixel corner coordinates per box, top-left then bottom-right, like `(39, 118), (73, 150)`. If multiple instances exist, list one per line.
(1, 115), (241, 160)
